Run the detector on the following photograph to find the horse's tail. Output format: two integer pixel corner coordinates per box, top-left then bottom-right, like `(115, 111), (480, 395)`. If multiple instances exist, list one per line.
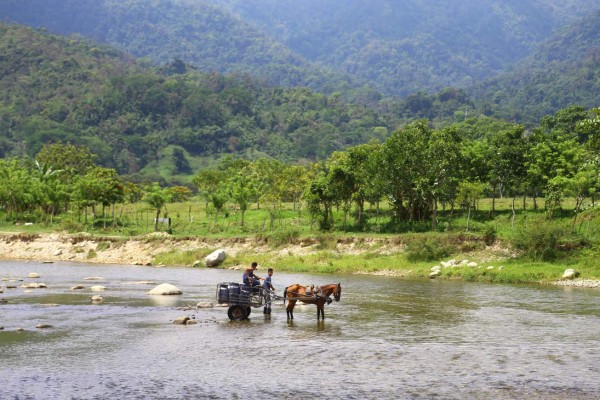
(283, 286), (288, 304)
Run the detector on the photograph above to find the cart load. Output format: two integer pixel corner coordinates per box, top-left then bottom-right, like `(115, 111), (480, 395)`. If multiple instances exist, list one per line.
(216, 282), (269, 320)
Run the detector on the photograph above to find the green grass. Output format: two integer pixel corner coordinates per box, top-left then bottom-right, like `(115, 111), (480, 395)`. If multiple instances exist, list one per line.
(1, 196), (599, 284)
(153, 249), (215, 266)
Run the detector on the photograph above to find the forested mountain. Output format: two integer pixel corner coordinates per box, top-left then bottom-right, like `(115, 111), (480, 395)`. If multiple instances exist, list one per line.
(0, 0), (361, 94)
(1, 0), (598, 99)
(208, 0), (598, 96)
(1, 22), (598, 233)
(0, 23), (403, 184)
(470, 10), (600, 125)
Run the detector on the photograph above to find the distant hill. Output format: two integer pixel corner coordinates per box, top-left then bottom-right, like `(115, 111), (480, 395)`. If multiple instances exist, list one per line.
(207, 0), (598, 96)
(1, 0), (598, 98)
(470, 10), (600, 125)
(0, 23), (403, 185)
(0, 0), (361, 95)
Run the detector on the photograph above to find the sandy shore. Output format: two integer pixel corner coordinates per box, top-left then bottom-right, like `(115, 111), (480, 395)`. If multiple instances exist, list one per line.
(0, 232), (597, 288)
(0, 232), (398, 266)
(0, 232), (252, 266)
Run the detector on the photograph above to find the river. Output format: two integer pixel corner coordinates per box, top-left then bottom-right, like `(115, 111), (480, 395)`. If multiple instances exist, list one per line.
(1, 260), (599, 399)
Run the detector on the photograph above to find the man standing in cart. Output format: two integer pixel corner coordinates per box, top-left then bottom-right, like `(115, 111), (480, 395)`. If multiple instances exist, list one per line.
(263, 268), (275, 314)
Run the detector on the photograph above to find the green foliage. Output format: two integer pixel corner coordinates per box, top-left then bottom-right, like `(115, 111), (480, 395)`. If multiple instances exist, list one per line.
(483, 224), (497, 246)
(511, 222), (569, 261)
(262, 229), (300, 247)
(142, 182), (173, 230)
(96, 241), (111, 252)
(472, 11), (600, 125)
(2, 0), (597, 127)
(0, 23), (404, 184)
(405, 237), (456, 262)
(153, 249), (212, 267)
(61, 220), (84, 233)
(201, 0), (592, 97)
(315, 235), (338, 251)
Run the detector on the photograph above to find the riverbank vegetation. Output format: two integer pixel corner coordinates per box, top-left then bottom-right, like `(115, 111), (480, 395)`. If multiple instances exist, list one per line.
(1, 105), (599, 285)
(0, 24), (599, 284)
(1, 187), (599, 284)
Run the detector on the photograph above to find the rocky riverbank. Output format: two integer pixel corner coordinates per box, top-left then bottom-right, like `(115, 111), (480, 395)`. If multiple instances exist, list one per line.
(0, 232), (286, 266)
(0, 232), (598, 288)
(0, 231), (398, 266)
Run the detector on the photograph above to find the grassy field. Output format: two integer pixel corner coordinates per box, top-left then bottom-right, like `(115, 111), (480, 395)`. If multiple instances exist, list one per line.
(2, 196), (599, 283)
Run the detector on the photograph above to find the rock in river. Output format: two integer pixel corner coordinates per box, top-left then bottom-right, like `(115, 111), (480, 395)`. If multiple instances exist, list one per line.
(148, 283), (182, 295)
(173, 316), (190, 325)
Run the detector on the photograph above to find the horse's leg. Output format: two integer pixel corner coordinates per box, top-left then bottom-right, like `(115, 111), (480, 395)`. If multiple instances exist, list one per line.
(286, 300), (296, 319)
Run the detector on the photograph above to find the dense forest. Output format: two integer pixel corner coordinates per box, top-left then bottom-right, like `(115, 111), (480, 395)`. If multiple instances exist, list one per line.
(0, 21), (598, 241)
(469, 10), (600, 125)
(208, 0), (596, 95)
(1, 0), (600, 124)
(1, 105), (598, 240)
(0, 0), (360, 94)
(1, 24), (489, 184)
(0, 24), (400, 183)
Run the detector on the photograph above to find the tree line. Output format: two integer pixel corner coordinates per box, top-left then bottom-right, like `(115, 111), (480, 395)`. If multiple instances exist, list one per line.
(1, 106), (598, 233)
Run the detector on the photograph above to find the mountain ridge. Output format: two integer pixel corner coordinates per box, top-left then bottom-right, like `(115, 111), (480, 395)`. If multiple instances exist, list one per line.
(2, 0), (599, 99)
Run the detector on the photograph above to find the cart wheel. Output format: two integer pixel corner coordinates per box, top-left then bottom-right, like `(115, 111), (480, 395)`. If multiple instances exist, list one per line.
(245, 307), (252, 317)
(227, 305), (247, 321)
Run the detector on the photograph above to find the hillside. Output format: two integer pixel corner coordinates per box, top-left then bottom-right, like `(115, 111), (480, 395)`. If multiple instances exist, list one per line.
(0, 24), (142, 157)
(209, 0), (597, 96)
(0, 0), (360, 94)
(470, 10), (600, 125)
(0, 23), (403, 184)
(1, 0), (599, 99)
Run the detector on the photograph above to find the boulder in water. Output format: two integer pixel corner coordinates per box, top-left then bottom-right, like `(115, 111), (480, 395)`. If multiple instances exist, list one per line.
(91, 295), (103, 303)
(173, 316), (190, 325)
(148, 283), (182, 295)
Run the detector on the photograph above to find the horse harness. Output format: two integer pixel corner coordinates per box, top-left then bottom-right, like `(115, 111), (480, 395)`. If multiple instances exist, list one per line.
(285, 285), (333, 304)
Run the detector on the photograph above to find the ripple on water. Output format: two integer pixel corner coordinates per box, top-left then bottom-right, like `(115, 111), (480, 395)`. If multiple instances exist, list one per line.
(1, 261), (599, 399)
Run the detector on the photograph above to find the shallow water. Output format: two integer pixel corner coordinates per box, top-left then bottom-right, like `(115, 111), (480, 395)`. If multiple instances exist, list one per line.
(1, 260), (599, 399)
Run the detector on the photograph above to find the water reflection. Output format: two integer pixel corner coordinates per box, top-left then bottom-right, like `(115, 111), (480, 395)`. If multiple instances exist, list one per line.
(148, 295), (180, 307)
(1, 260), (600, 399)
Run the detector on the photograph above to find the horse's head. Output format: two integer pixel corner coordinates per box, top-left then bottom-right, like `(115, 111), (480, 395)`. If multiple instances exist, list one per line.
(333, 283), (341, 302)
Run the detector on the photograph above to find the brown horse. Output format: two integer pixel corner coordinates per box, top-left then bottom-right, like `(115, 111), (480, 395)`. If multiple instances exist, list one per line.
(283, 283), (341, 320)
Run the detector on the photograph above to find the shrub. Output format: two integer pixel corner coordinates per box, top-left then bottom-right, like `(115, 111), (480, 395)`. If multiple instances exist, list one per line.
(406, 238), (456, 262)
(267, 229), (300, 246)
(512, 223), (568, 261)
(316, 234), (337, 250)
(61, 221), (84, 233)
(96, 241), (111, 251)
(483, 224), (497, 246)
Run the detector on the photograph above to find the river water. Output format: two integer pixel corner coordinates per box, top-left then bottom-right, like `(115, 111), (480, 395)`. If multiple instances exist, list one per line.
(1, 260), (599, 399)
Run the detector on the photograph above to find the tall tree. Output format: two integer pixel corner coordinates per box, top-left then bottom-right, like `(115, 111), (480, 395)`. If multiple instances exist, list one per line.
(142, 182), (173, 231)
(227, 165), (259, 227)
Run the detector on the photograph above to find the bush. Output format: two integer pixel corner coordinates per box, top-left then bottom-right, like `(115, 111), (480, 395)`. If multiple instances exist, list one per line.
(483, 224), (497, 246)
(96, 241), (111, 251)
(266, 229), (300, 246)
(512, 223), (568, 261)
(316, 234), (337, 250)
(406, 238), (456, 262)
(61, 221), (84, 233)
